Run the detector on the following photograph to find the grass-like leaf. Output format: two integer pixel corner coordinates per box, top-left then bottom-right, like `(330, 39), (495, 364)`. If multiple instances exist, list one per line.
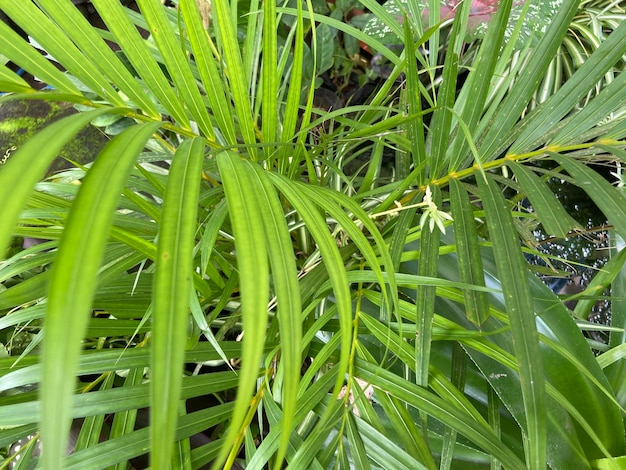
(41, 122), (161, 469)
(507, 161), (581, 238)
(215, 150), (271, 467)
(0, 108), (112, 257)
(150, 137), (205, 467)
(449, 178), (490, 325)
(477, 174), (546, 468)
(136, 0), (215, 137)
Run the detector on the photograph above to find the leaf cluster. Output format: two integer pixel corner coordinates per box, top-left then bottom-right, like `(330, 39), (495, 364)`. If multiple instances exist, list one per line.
(0, 0), (625, 469)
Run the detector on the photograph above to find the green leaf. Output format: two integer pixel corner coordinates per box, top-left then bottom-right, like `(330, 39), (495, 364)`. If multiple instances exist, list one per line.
(511, 20), (626, 151)
(248, 163), (302, 467)
(449, 178), (490, 325)
(0, 108), (111, 257)
(0, 1), (124, 105)
(41, 121), (161, 470)
(135, 0), (215, 137)
(550, 152), (626, 240)
(477, 174), (546, 469)
(447, 0), (513, 170)
(261, 0), (278, 152)
(90, 0), (190, 126)
(279, 0), (305, 162)
(478, 2), (580, 161)
(355, 361), (526, 470)
(214, 150), (270, 467)
(415, 185), (442, 385)
(212, 0), (257, 155)
(0, 21), (79, 94)
(402, 18), (426, 182)
(37, 0), (160, 119)
(150, 137), (204, 468)
(180, 0), (237, 145)
(507, 161), (581, 238)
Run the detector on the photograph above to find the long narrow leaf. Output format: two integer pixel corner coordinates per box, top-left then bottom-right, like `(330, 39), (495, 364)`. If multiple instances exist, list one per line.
(449, 178), (490, 325)
(0, 1), (124, 105)
(511, 20), (626, 151)
(180, 0), (237, 145)
(212, 0), (257, 155)
(447, 0), (512, 170)
(136, 0), (215, 138)
(90, 0), (191, 127)
(151, 137), (205, 467)
(355, 361), (526, 470)
(478, 2), (580, 161)
(248, 163), (302, 467)
(507, 161), (580, 238)
(42, 121), (161, 469)
(0, 108), (113, 257)
(37, 0), (160, 119)
(476, 174), (546, 469)
(550, 153), (626, 239)
(214, 150), (270, 467)
(0, 21), (79, 94)
(261, 0), (278, 153)
(415, 185), (442, 385)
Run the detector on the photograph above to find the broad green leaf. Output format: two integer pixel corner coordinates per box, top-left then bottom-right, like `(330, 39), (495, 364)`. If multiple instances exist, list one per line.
(151, 137), (205, 468)
(41, 121), (161, 470)
(477, 174), (546, 469)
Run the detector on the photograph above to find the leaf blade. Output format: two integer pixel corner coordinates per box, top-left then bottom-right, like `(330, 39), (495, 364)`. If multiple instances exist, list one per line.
(151, 137), (205, 468)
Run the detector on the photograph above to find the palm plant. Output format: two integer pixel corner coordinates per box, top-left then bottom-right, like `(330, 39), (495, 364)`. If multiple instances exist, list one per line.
(0, 0), (625, 468)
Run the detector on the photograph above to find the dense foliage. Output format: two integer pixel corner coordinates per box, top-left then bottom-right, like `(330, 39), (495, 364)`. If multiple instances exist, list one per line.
(0, 0), (625, 468)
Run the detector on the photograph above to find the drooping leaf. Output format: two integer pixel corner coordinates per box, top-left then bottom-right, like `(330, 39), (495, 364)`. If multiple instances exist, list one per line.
(477, 173), (546, 469)
(151, 137), (204, 468)
(42, 121), (161, 469)
(507, 161), (581, 238)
